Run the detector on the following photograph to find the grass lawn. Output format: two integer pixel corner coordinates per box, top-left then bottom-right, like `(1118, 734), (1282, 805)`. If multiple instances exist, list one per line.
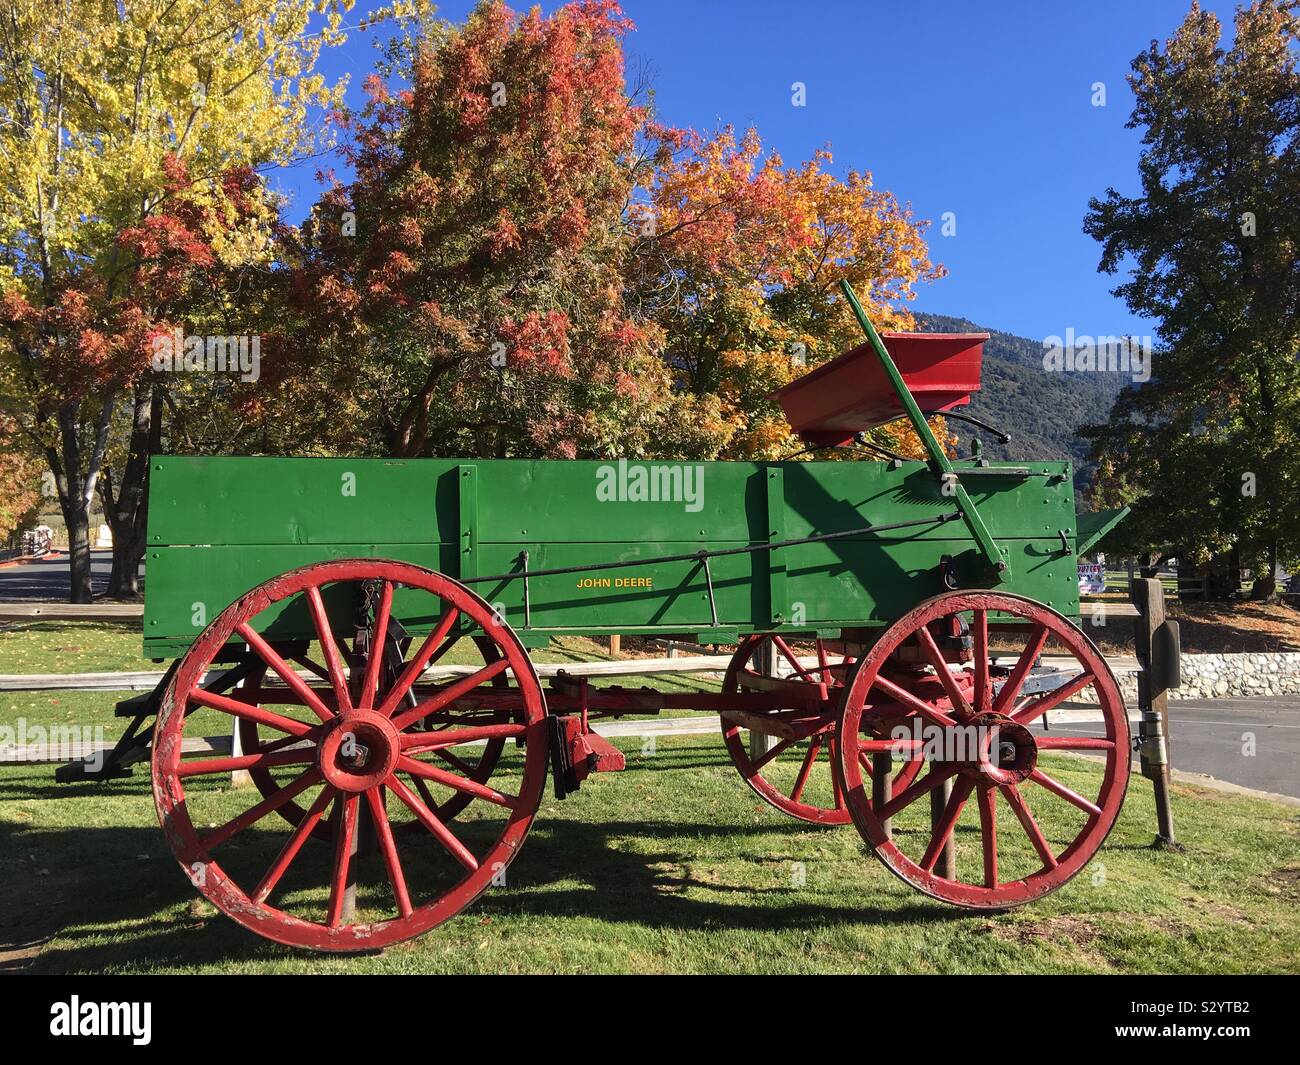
(2, 622), (1299, 974)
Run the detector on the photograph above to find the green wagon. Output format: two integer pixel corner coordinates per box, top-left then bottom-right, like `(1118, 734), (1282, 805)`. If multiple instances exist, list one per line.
(69, 283), (1132, 951)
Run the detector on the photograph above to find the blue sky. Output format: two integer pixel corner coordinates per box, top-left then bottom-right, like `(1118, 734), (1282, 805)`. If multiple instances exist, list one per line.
(277, 0), (1247, 342)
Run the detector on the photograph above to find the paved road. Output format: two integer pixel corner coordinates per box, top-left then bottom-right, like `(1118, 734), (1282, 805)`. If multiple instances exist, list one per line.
(1049, 696), (1300, 800)
(0, 550), (137, 602)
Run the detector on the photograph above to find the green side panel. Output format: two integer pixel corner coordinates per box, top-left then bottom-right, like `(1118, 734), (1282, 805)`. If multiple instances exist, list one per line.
(143, 455), (1081, 655)
(1076, 506), (1130, 557)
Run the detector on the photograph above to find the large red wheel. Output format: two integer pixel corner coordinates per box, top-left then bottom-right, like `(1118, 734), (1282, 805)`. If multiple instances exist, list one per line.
(721, 634), (923, 825)
(237, 634), (512, 834)
(837, 591), (1129, 908)
(152, 559), (548, 952)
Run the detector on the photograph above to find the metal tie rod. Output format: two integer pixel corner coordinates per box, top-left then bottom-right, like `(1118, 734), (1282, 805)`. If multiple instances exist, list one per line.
(461, 510), (963, 587)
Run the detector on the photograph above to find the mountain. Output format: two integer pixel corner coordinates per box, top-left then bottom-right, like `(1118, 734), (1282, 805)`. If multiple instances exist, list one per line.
(912, 312), (1129, 485)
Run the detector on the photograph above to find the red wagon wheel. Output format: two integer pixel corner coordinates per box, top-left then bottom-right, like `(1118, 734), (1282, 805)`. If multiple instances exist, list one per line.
(721, 633), (922, 825)
(152, 558), (548, 952)
(237, 634), (512, 836)
(837, 591), (1129, 908)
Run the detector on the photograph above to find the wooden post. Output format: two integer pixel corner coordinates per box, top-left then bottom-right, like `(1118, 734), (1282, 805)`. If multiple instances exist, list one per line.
(930, 777), (956, 878)
(230, 647), (252, 788)
(607, 634), (621, 658)
(872, 752), (893, 841)
(749, 640), (777, 760)
(1131, 577), (1178, 848)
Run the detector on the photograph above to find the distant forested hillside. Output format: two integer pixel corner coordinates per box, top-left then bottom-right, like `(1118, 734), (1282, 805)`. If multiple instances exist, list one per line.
(913, 312), (1129, 485)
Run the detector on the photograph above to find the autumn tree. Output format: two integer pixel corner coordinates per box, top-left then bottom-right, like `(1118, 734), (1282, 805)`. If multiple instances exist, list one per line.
(277, 0), (685, 461)
(0, 414), (42, 545)
(1083, 0), (1300, 598)
(628, 129), (946, 459)
(0, 0), (365, 600)
(279, 2), (946, 464)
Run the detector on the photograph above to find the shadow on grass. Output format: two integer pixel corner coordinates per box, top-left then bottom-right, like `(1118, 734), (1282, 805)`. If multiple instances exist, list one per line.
(1, 757), (969, 972)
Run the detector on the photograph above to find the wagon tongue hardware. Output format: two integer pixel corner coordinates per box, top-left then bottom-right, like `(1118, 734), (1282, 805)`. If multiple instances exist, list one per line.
(547, 673), (627, 799)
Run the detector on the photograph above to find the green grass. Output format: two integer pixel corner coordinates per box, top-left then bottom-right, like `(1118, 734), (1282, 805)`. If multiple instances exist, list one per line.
(1, 622), (1298, 974)
(0, 620), (149, 674)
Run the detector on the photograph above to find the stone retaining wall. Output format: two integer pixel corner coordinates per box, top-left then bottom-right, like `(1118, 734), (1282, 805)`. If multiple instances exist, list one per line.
(1116, 652), (1300, 702)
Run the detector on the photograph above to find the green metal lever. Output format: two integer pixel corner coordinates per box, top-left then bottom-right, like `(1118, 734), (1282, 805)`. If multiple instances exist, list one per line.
(838, 279), (1010, 583)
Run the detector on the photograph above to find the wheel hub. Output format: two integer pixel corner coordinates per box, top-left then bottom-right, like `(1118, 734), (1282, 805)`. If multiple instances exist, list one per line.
(967, 712), (1036, 785)
(318, 709), (400, 793)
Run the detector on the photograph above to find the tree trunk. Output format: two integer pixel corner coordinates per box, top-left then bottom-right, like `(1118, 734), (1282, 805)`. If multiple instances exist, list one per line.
(46, 393), (117, 604)
(1251, 539), (1278, 601)
(101, 381), (160, 599)
(62, 497), (94, 604)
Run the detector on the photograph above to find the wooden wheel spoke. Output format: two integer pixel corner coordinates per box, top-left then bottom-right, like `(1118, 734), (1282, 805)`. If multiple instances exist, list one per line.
(991, 622), (1049, 715)
(871, 673), (958, 729)
(365, 787), (413, 919)
(189, 687), (315, 737)
(1000, 784), (1058, 870)
(236, 622), (336, 723)
(857, 747), (874, 779)
(771, 635), (816, 680)
(397, 754), (516, 809)
(1013, 672), (1097, 726)
(829, 737), (844, 809)
(977, 785), (998, 888)
(388, 775), (479, 872)
(920, 776), (974, 874)
(201, 767), (323, 850)
(306, 585), (353, 715)
(401, 722), (527, 752)
(376, 606), (462, 718)
(815, 639), (832, 682)
(390, 657), (512, 733)
(432, 747), (476, 775)
(878, 762), (958, 821)
(915, 625), (973, 717)
(252, 787), (334, 904)
(177, 747), (314, 778)
(1029, 768), (1103, 817)
(326, 794), (359, 928)
(789, 738), (822, 803)
(752, 735), (796, 770)
(359, 581), (394, 711)
(410, 774), (439, 810)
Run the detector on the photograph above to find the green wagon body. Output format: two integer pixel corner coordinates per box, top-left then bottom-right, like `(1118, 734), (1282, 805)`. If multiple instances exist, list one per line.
(142, 454), (1088, 658)
(90, 283), (1136, 949)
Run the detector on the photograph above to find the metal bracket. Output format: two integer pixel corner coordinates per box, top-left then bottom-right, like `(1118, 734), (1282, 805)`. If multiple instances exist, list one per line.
(697, 551), (720, 627)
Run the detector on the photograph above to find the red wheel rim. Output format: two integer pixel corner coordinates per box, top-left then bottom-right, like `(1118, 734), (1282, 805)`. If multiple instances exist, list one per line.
(837, 592), (1129, 908)
(721, 634), (922, 825)
(152, 559), (548, 952)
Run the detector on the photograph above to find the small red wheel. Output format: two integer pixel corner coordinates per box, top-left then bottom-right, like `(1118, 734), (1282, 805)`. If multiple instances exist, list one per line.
(152, 558), (548, 952)
(837, 591), (1129, 908)
(721, 634), (922, 825)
